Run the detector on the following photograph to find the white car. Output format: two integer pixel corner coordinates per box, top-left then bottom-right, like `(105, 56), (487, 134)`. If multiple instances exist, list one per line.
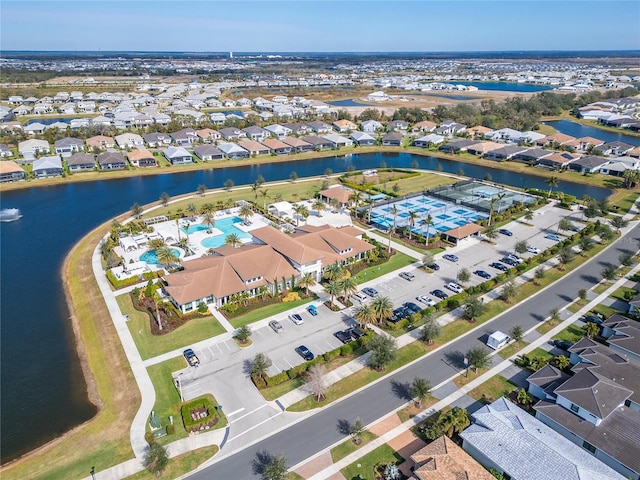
(288, 313), (304, 325)
(527, 245), (541, 255)
(416, 295), (436, 307)
(506, 254), (524, 264)
(445, 282), (464, 294)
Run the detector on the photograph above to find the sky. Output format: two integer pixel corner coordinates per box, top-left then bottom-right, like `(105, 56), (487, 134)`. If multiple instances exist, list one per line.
(2, 1), (639, 52)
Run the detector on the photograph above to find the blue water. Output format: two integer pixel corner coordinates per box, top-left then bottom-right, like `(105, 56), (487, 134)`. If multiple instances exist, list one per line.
(328, 99), (368, 107)
(545, 120), (640, 147)
(0, 151), (611, 462)
(455, 81), (555, 92)
(139, 248), (180, 265)
(25, 117), (74, 125)
(414, 93), (480, 101)
(200, 217), (252, 248)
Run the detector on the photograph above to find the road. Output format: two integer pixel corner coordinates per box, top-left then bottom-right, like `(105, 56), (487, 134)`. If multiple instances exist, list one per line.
(189, 223), (639, 479)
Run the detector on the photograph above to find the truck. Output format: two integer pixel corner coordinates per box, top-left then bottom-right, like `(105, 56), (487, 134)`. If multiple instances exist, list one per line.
(486, 331), (510, 350)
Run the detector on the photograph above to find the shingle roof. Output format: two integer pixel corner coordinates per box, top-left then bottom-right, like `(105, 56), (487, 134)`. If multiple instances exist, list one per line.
(411, 435), (494, 480)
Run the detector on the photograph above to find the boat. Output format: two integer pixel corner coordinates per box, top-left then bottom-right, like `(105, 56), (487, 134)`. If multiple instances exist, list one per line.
(0, 208), (23, 222)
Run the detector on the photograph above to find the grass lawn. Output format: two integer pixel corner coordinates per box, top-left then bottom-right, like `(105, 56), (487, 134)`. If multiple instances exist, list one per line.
(330, 431), (378, 463)
(341, 444), (403, 480)
(611, 286), (637, 302)
(498, 342), (529, 360)
(392, 172), (456, 196)
(592, 282), (613, 295)
(536, 320), (562, 335)
(468, 375), (518, 404)
(352, 252), (415, 284)
(528, 348), (555, 363)
(146, 357), (228, 446)
(117, 294), (226, 360)
(552, 324), (585, 344)
(229, 296), (315, 328)
(123, 445), (219, 479)
(615, 191), (640, 214)
(591, 304), (619, 318)
(453, 367), (489, 388)
(397, 397), (438, 423)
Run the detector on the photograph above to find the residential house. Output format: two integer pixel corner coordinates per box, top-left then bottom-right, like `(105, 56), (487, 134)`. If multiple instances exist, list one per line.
(163, 146), (194, 165)
(367, 91), (390, 102)
(115, 133), (144, 149)
(218, 142), (250, 160)
(599, 157), (640, 177)
(318, 186), (355, 209)
(144, 132), (171, 148)
(86, 135), (115, 150)
(264, 124), (292, 139)
(599, 314), (640, 361)
(97, 151), (127, 170)
(461, 397), (624, 480)
(33, 155), (63, 178)
(281, 136), (314, 153)
(520, 131), (547, 144)
(153, 113), (172, 125)
(466, 141), (503, 156)
(564, 136), (605, 152)
(219, 127), (246, 141)
(261, 138), (292, 155)
(242, 126), (270, 141)
(306, 121), (333, 134)
(127, 149), (157, 168)
(536, 133), (576, 148)
(70, 118), (91, 130)
(195, 128), (221, 142)
(538, 152), (581, 169)
(301, 135), (334, 150)
(350, 132), (376, 146)
(0, 161), (26, 182)
(66, 153), (96, 172)
(194, 145), (224, 161)
(484, 145), (530, 161)
(411, 120), (437, 134)
(170, 128), (198, 146)
(527, 364), (571, 401)
(23, 122), (47, 135)
(436, 120), (467, 136)
(381, 132), (403, 146)
(209, 112), (227, 125)
(333, 119), (357, 132)
(283, 123), (311, 136)
(360, 119), (384, 133)
(512, 148), (554, 164)
(486, 128), (523, 143)
(628, 293), (640, 317)
(322, 133), (353, 148)
(600, 141), (634, 157)
(466, 125), (494, 139)
(0, 144), (13, 158)
(413, 134), (445, 148)
(387, 120), (408, 132)
(567, 155), (610, 173)
(54, 137), (85, 158)
(629, 146), (640, 159)
(18, 139), (50, 160)
(238, 139), (270, 156)
(438, 139), (477, 154)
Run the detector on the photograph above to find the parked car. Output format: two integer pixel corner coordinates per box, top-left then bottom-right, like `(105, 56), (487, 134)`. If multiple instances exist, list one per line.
(391, 308), (404, 323)
(527, 245), (541, 255)
(443, 254), (459, 262)
(404, 302), (422, 314)
(489, 262), (509, 271)
(268, 320), (283, 333)
(545, 234), (562, 241)
(583, 314), (603, 325)
(346, 326), (365, 340)
(352, 291), (369, 303)
(334, 330), (353, 344)
(445, 282), (464, 293)
(307, 305), (318, 316)
(416, 295), (436, 307)
(426, 262), (440, 271)
(506, 254), (523, 264)
(289, 313), (304, 325)
(399, 271), (415, 281)
(430, 289), (449, 300)
(474, 270), (491, 279)
(183, 348), (200, 367)
(295, 345), (314, 361)
(501, 257), (519, 266)
(363, 287), (379, 297)
(499, 228), (513, 236)
(553, 339), (573, 351)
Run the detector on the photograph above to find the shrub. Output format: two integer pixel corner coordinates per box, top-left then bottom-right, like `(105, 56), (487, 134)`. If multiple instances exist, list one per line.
(252, 375), (267, 389)
(323, 348), (341, 362)
(287, 363), (308, 380)
(166, 424), (175, 435)
(181, 397), (217, 431)
(340, 343), (354, 356)
(386, 318), (410, 331)
(282, 291), (301, 303)
(446, 298), (460, 309)
(144, 431), (154, 444)
(265, 371), (289, 387)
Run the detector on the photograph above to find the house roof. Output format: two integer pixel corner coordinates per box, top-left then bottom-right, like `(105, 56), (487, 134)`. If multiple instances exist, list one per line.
(411, 435), (494, 480)
(467, 141), (503, 154)
(261, 138), (289, 149)
(164, 146), (192, 159)
(542, 133), (576, 144)
(250, 226), (325, 265)
(382, 132), (403, 141)
(281, 136), (312, 148)
(461, 397), (624, 480)
(0, 160), (24, 174)
(444, 223), (483, 239)
(127, 149), (154, 161)
(301, 135), (332, 146)
(527, 364), (570, 395)
(67, 153), (96, 166)
(97, 152), (126, 165)
(542, 152), (581, 164)
(571, 155), (610, 168)
(55, 137), (84, 148)
(320, 186), (353, 204)
(194, 145), (223, 157)
(238, 139), (269, 153)
(86, 135), (114, 146)
(195, 128), (220, 139)
(33, 155), (63, 170)
(218, 142), (248, 154)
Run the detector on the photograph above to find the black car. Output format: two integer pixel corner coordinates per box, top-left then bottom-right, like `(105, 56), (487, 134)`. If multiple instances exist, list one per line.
(183, 348), (200, 367)
(404, 302), (422, 314)
(499, 228), (513, 236)
(427, 262), (440, 271)
(583, 315), (603, 325)
(501, 257), (518, 266)
(295, 345), (314, 361)
(553, 340), (573, 351)
(392, 308), (407, 322)
(334, 330), (353, 344)
(489, 262), (509, 271)
(430, 289), (449, 300)
(474, 270), (491, 279)
(346, 326), (365, 340)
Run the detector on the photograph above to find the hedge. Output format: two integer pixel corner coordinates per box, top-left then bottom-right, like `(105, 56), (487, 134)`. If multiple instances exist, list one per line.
(181, 397), (216, 430)
(265, 371), (289, 387)
(287, 363), (308, 380)
(106, 269), (162, 289)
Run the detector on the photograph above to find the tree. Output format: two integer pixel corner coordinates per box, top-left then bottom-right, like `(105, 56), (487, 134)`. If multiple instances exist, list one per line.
(597, 224), (615, 243)
(323, 262), (344, 282)
(601, 264), (617, 281)
(579, 236), (594, 255)
(516, 388), (533, 408)
(457, 268), (471, 284)
(143, 442), (169, 477)
(289, 171), (298, 182)
(354, 303), (376, 329)
(553, 355), (570, 370)
(201, 211), (215, 232)
(262, 453), (288, 480)
(234, 325), (252, 344)
(422, 252), (434, 267)
(578, 288), (588, 302)
(463, 296), (488, 322)
(224, 178), (234, 191)
(225, 233), (242, 247)
(420, 214), (434, 245)
(437, 407), (470, 438)
(484, 224), (498, 240)
(197, 184), (206, 196)
(312, 199), (326, 217)
(306, 364), (328, 402)
(548, 307), (560, 325)
(324, 167), (333, 176)
(466, 346), (490, 373)
(500, 280), (517, 303)
(487, 198), (497, 227)
(292, 204), (309, 226)
(131, 202), (143, 218)
(250, 353), (272, 381)
(509, 324), (524, 347)
(159, 191), (170, 207)
(523, 209), (534, 222)
(255, 174), (265, 187)
(371, 296), (394, 324)
(409, 377), (432, 408)
(388, 205), (399, 252)
(260, 189), (270, 210)
(350, 418), (365, 445)
(368, 334), (397, 371)
(622, 169), (640, 189)
(420, 317), (441, 345)
(298, 272), (316, 296)
(546, 176), (559, 198)
(324, 281), (341, 306)
(619, 251), (634, 267)
(339, 277), (358, 302)
(239, 203), (254, 225)
(557, 217), (573, 235)
(557, 246), (575, 270)
(407, 210), (419, 240)
(156, 246), (179, 267)
(610, 216), (628, 233)
(186, 202), (198, 218)
(456, 167), (465, 177)
(514, 240), (528, 256)
(584, 321), (600, 339)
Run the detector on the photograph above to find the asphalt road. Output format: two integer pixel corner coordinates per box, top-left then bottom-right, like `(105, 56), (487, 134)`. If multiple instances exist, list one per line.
(190, 223), (640, 479)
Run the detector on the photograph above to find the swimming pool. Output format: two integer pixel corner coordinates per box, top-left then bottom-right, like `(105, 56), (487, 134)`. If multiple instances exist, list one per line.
(200, 216), (252, 249)
(140, 248), (181, 265)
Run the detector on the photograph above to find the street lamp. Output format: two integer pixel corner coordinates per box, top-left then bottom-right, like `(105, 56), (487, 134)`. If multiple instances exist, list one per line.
(90, 466), (95, 480)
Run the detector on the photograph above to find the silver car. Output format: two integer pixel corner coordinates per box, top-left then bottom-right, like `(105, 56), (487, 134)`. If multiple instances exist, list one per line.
(269, 320), (283, 333)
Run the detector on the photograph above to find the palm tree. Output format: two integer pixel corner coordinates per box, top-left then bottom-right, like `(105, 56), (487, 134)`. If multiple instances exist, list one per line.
(349, 190), (363, 208)
(160, 192), (170, 207)
(197, 184), (206, 197)
(251, 182), (260, 202)
(339, 277), (358, 302)
(259, 189), (270, 210)
(366, 198), (375, 223)
(546, 176), (559, 198)
(298, 272), (316, 296)
(371, 296), (393, 324)
(313, 199), (327, 217)
(324, 281), (341, 306)
(186, 202), (198, 219)
(407, 210), (419, 240)
(293, 204), (305, 227)
(225, 233), (242, 247)
(202, 211), (215, 233)
(273, 192), (283, 202)
(420, 214), (434, 246)
(487, 197), (497, 226)
(323, 262), (344, 282)
(238, 203), (254, 225)
(438, 407), (470, 438)
(388, 205), (399, 253)
(557, 217), (573, 234)
(155, 246), (179, 267)
(201, 202), (215, 214)
(354, 304), (376, 329)
(250, 353), (272, 382)
(524, 209), (534, 223)
(409, 377), (432, 408)
(131, 202), (143, 219)
(496, 193), (506, 217)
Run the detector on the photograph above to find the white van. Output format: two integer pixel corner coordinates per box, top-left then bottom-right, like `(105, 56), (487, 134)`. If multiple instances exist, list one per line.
(352, 291), (369, 304)
(486, 331), (511, 350)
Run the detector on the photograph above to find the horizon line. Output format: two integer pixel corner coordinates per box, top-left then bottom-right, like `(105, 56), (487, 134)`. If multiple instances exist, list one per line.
(2, 49), (640, 54)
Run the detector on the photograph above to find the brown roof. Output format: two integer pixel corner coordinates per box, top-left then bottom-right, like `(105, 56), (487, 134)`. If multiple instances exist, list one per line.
(320, 186), (353, 204)
(195, 128), (220, 139)
(468, 141), (503, 154)
(412, 120), (437, 130)
(281, 136), (312, 148)
(542, 152), (581, 165)
(251, 226), (325, 265)
(261, 138), (289, 149)
(127, 149), (154, 161)
(238, 139), (270, 153)
(444, 223), (483, 239)
(293, 228), (374, 266)
(411, 435), (494, 480)
(333, 119), (357, 129)
(0, 160), (25, 174)
(467, 125), (494, 135)
(542, 133), (576, 145)
(85, 135), (114, 147)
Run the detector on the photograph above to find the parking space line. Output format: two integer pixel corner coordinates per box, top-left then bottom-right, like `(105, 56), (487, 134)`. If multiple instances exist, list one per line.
(228, 404), (268, 424)
(208, 346), (216, 357)
(226, 407), (245, 418)
(216, 344), (224, 354)
(283, 357), (294, 369)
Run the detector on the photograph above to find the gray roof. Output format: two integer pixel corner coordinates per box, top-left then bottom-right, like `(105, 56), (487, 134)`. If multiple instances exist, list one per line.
(55, 137), (84, 148)
(97, 152), (126, 165)
(527, 364), (570, 395)
(461, 397), (624, 480)
(163, 146), (192, 159)
(571, 155), (610, 168)
(194, 145), (223, 157)
(67, 153), (95, 167)
(489, 145), (530, 156)
(301, 135), (332, 146)
(217, 142), (248, 154)
(382, 132), (403, 142)
(33, 155), (63, 170)
(242, 125), (268, 135)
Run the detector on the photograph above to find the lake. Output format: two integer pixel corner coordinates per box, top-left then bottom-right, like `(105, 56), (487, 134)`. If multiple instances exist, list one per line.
(455, 81), (554, 92)
(545, 119), (640, 147)
(0, 152), (610, 463)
